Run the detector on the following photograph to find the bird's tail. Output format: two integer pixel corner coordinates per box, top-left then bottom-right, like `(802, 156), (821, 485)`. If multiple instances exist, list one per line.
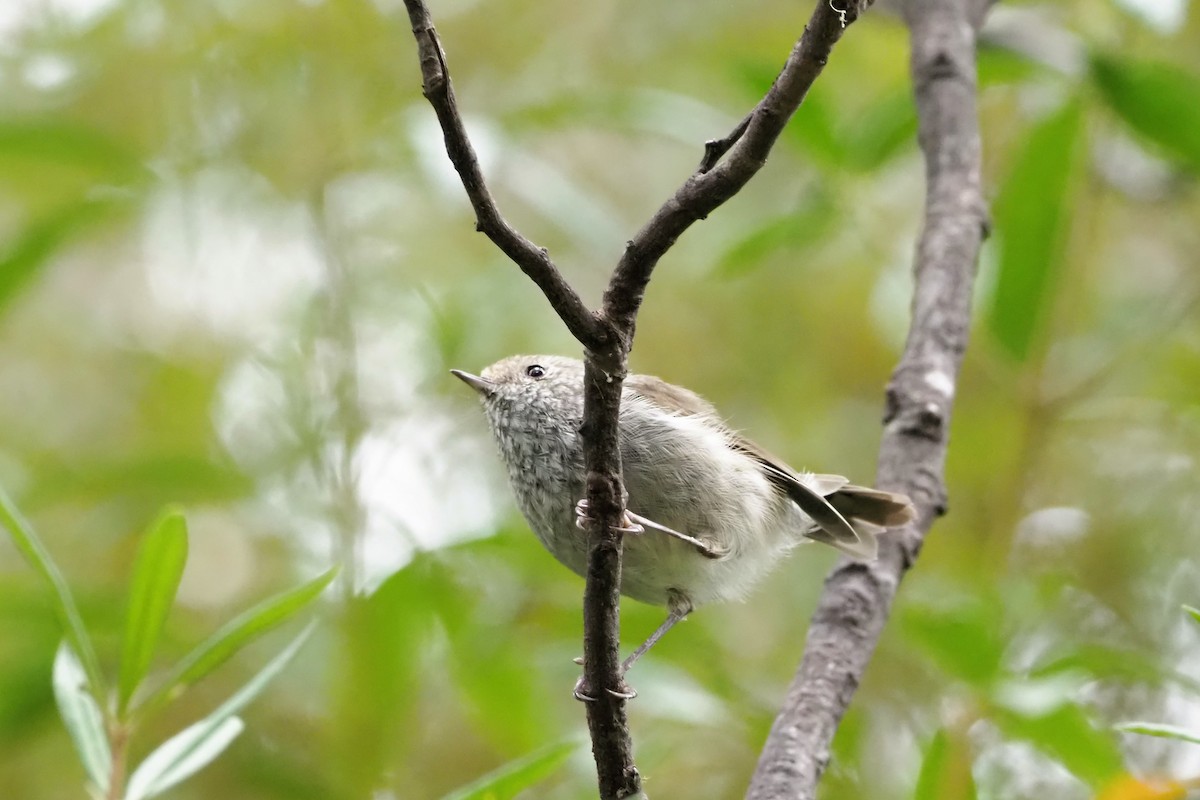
(802, 477), (916, 560)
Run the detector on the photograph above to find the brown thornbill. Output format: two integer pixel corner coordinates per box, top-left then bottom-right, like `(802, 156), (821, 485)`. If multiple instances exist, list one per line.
(452, 355), (914, 699)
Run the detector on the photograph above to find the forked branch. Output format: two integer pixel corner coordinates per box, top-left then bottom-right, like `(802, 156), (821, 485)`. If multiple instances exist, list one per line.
(403, 4), (606, 352)
(402, 0), (884, 796)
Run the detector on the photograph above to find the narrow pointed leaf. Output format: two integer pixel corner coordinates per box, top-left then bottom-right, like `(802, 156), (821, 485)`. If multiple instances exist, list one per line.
(994, 704), (1122, 787)
(204, 621), (315, 721)
(1091, 54), (1200, 169)
(1183, 605), (1200, 627)
(988, 97), (1085, 361)
(913, 728), (977, 800)
(119, 510), (188, 714)
(0, 120), (144, 176)
(1116, 722), (1200, 746)
(52, 642), (111, 795)
(1, 487), (104, 694)
(138, 566), (336, 717)
(913, 729), (949, 800)
(124, 717), (244, 800)
(440, 740), (578, 800)
(126, 624), (314, 800)
(0, 197), (122, 315)
(843, 87), (918, 171)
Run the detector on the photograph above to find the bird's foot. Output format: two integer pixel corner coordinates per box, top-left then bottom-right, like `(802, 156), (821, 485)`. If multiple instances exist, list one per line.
(574, 500), (729, 559)
(574, 498), (644, 535)
(572, 663), (638, 703)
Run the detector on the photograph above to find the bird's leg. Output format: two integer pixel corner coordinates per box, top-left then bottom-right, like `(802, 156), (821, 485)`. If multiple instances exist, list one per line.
(625, 510), (730, 560)
(573, 594), (693, 702)
(574, 499), (729, 559)
(621, 596), (692, 674)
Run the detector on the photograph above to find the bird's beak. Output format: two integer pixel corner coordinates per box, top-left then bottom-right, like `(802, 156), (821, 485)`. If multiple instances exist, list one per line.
(450, 369), (495, 397)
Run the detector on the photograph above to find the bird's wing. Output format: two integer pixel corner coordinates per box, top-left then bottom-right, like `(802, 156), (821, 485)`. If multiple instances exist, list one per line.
(625, 373), (723, 418)
(625, 373), (868, 555)
(732, 438), (864, 551)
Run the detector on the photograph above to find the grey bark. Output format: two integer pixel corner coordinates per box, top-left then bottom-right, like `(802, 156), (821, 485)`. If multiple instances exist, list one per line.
(744, 0), (991, 797)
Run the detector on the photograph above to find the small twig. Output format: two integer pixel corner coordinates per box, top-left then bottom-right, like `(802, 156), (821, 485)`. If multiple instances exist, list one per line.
(602, 0), (865, 335)
(401, 4), (607, 353)
(744, 0), (992, 797)
(106, 723), (129, 800)
(698, 113), (752, 173)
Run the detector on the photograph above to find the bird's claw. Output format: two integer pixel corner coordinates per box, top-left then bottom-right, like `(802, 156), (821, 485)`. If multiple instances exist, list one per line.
(573, 682), (598, 703)
(572, 675), (637, 703)
(574, 499), (644, 535)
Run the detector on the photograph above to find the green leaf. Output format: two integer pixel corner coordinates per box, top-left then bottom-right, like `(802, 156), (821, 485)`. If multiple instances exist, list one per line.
(715, 189), (835, 278)
(978, 47), (1044, 87)
(449, 637), (548, 753)
(0, 120), (144, 317)
(900, 600), (1005, 687)
(1183, 605), (1200, 628)
(784, 85), (842, 166)
(0, 120), (144, 177)
(842, 87), (918, 171)
(0, 648), (57, 744)
(0, 486), (104, 695)
(993, 704), (1123, 787)
(52, 642), (111, 795)
(124, 718), (244, 800)
(913, 730), (945, 800)
(776, 80), (915, 172)
(439, 740), (578, 800)
(125, 623), (314, 800)
(138, 567), (337, 718)
(118, 509), (189, 715)
(1091, 54), (1200, 169)
(332, 565), (439, 790)
(19, 454), (255, 511)
(913, 727), (977, 800)
(0, 196), (124, 315)
(1115, 722), (1200, 746)
(988, 97), (1085, 362)
(1031, 642), (1200, 693)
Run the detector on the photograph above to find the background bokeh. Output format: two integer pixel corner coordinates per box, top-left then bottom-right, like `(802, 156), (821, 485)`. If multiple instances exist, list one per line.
(2, 0), (1199, 797)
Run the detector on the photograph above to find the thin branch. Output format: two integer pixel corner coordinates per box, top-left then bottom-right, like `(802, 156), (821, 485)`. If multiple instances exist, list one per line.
(601, 0), (871, 336)
(401, 2), (607, 352)
(578, 357), (640, 798)
(745, 0), (991, 798)
(579, 2), (875, 795)
(698, 112), (752, 173)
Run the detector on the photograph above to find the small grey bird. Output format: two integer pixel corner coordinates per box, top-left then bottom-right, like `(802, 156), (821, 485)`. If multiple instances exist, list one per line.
(452, 355), (914, 697)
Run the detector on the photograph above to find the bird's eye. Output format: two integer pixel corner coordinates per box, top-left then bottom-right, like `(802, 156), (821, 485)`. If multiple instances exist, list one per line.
(525, 364), (546, 379)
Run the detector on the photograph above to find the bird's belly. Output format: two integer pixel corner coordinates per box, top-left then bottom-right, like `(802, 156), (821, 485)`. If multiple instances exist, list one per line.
(514, 482), (792, 608)
(618, 471), (796, 607)
(506, 408), (803, 608)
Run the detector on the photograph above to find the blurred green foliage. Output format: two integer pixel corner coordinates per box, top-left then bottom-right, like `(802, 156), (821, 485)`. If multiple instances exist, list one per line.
(1, 0), (1199, 798)
(1, 496), (332, 798)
